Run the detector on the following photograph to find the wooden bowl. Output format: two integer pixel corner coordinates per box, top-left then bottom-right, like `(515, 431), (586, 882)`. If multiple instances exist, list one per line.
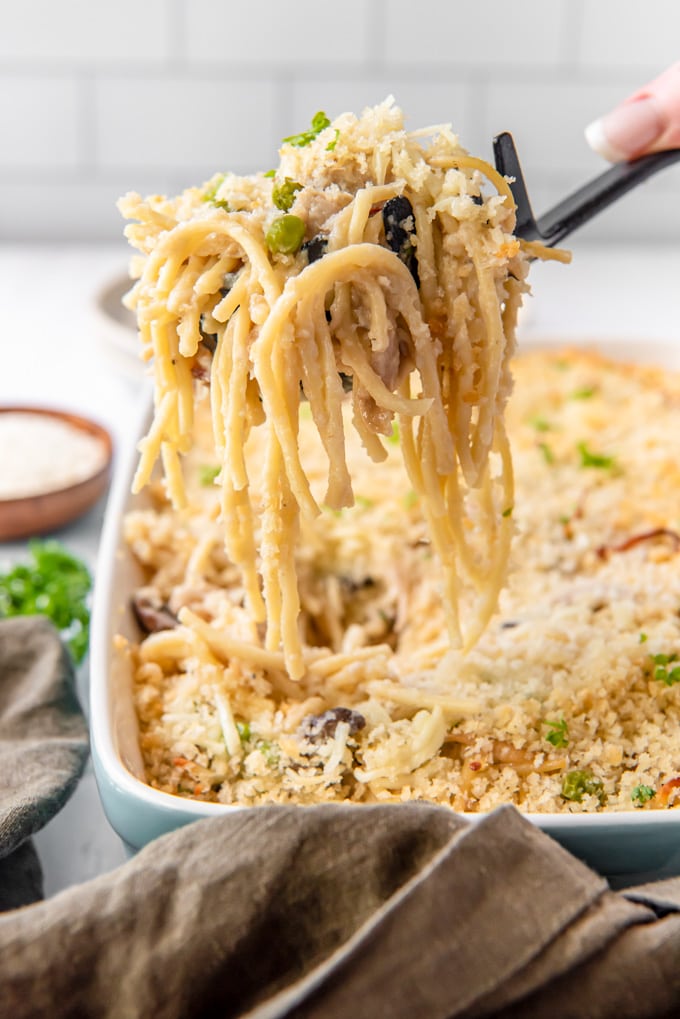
(0, 407), (114, 542)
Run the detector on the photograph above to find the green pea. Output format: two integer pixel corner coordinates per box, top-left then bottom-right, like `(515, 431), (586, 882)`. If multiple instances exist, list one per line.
(561, 770), (606, 804)
(265, 215), (306, 255)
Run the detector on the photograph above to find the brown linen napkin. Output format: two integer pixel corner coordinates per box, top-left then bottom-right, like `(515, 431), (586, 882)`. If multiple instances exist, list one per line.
(0, 616), (89, 909)
(1, 801), (680, 1019)
(4, 614), (680, 1019)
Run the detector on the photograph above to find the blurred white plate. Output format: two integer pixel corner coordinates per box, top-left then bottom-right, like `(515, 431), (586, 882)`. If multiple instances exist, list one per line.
(93, 274), (138, 362)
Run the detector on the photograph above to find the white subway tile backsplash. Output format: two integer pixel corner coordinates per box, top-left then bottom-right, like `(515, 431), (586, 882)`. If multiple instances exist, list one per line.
(0, 0), (678, 241)
(181, 0), (372, 65)
(381, 0), (570, 68)
(580, 0), (679, 71)
(93, 75), (278, 173)
(0, 178), (171, 241)
(0, 75), (79, 169)
(0, 0), (171, 65)
(484, 79), (632, 176)
(289, 78), (473, 147)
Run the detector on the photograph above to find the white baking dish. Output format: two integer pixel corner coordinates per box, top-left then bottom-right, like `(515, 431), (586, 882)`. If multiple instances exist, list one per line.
(90, 336), (680, 875)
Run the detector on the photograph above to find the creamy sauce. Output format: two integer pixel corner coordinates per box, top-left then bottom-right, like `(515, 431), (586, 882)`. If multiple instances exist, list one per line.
(0, 412), (108, 499)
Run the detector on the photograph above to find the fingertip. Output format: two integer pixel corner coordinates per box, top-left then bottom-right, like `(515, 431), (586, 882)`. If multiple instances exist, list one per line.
(585, 118), (627, 163)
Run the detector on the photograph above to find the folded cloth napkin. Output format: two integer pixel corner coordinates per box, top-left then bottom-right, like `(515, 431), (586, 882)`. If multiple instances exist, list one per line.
(0, 616), (89, 910)
(1, 804), (680, 1018)
(4, 617), (680, 1019)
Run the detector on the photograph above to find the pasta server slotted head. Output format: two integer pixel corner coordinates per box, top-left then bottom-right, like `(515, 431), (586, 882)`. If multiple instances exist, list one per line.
(493, 132), (680, 247)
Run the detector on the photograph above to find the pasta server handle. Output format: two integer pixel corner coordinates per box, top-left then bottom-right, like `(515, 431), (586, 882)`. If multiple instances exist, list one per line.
(493, 131), (680, 247)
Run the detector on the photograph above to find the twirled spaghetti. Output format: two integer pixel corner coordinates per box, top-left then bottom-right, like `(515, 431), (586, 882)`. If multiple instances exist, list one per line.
(120, 99), (533, 678)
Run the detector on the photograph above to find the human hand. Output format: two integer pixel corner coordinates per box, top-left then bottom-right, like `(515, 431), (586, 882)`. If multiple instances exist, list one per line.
(586, 62), (680, 162)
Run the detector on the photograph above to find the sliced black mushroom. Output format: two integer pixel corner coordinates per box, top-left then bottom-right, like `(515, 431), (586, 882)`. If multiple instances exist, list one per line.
(298, 706), (366, 742)
(302, 235), (327, 264)
(131, 588), (178, 634)
(382, 195), (420, 286)
(198, 313), (218, 354)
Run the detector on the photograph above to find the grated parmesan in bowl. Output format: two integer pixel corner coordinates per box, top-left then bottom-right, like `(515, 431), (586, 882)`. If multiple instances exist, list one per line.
(0, 408), (113, 540)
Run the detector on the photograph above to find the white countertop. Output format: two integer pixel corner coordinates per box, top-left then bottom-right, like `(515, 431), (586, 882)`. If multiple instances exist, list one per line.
(2, 241), (680, 894)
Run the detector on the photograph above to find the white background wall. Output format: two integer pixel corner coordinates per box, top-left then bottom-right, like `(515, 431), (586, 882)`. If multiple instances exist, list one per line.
(1, 0), (679, 242)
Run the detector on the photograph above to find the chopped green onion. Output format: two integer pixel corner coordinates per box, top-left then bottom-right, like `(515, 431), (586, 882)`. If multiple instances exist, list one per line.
(326, 128), (340, 151)
(388, 421), (400, 445)
(631, 784), (655, 806)
(543, 718), (569, 749)
(263, 169), (276, 178)
(282, 111), (332, 148)
(355, 495), (374, 509)
(577, 442), (616, 470)
(265, 214), (306, 255)
(502, 506), (513, 518)
(0, 540), (91, 663)
(639, 632), (648, 644)
(272, 177), (303, 211)
(403, 490), (419, 509)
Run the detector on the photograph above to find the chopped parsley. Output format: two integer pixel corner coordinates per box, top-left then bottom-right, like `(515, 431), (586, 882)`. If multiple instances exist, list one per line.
(202, 175), (230, 210)
(263, 169), (276, 178)
(571, 386), (597, 400)
(631, 784), (655, 806)
(538, 441), (555, 464)
(650, 652), (680, 685)
(0, 540), (92, 663)
(326, 128), (340, 151)
(577, 442), (616, 470)
(529, 416), (552, 433)
(354, 495), (374, 509)
(256, 738), (280, 766)
(639, 632), (648, 643)
(199, 464), (221, 486)
(502, 506), (513, 518)
(388, 421), (400, 445)
(236, 720), (251, 743)
(282, 111), (332, 148)
(561, 770), (606, 804)
(543, 718), (569, 749)
(272, 177), (303, 212)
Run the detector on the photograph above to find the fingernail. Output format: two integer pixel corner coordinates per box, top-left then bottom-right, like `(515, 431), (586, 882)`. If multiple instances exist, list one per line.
(585, 96), (666, 162)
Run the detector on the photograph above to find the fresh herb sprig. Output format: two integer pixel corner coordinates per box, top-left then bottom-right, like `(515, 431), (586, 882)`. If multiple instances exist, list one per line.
(282, 111), (333, 148)
(649, 652), (680, 686)
(544, 718), (569, 749)
(631, 784), (655, 806)
(0, 540), (92, 663)
(577, 442), (616, 470)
